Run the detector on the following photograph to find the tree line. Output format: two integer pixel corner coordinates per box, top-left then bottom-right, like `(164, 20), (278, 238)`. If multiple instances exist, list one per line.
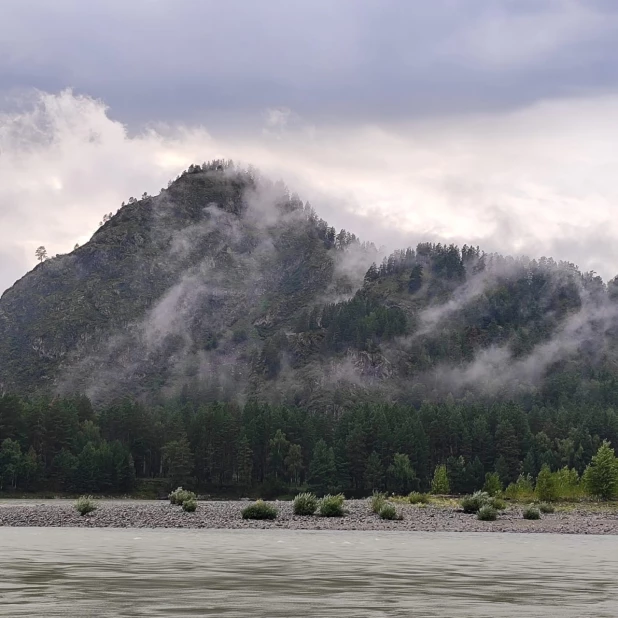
(2, 393), (618, 497)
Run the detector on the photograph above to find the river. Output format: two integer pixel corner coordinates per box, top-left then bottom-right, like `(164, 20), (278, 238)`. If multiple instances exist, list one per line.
(0, 528), (616, 616)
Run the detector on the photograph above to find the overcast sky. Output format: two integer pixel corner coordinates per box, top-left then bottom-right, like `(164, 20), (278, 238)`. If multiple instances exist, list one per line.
(2, 0), (618, 294)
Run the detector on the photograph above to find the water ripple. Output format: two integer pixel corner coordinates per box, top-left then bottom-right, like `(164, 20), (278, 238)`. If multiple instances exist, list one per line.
(0, 529), (617, 616)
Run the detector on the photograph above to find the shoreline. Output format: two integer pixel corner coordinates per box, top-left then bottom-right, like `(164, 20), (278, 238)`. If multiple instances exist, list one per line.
(1, 500), (618, 534)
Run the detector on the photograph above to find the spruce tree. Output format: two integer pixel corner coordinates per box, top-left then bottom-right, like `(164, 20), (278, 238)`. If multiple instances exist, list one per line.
(364, 451), (384, 491)
(309, 440), (337, 495)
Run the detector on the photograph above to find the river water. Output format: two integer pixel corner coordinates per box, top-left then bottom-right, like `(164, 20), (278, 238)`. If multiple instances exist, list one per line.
(0, 528), (617, 617)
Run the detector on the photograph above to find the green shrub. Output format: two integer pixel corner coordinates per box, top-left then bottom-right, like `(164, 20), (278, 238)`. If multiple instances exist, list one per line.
(75, 495), (97, 516)
(535, 464), (557, 502)
(504, 474), (535, 501)
(318, 494), (345, 517)
(408, 491), (430, 505)
(552, 467), (583, 501)
(378, 503), (402, 520)
(538, 502), (555, 514)
(169, 487), (196, 505)
(483, 472), (502, 497)
(523, 506), (541, 520)
(182, 498), (197, 512)
(241, 500), (278, 520)
(490, 497), (507, 510)
(461, 491), (490, 514)
(293, 492), (318, 516)
(430, 464), (450, 494)
(369, 491), (388, 514)
(477, 505), (497, 521)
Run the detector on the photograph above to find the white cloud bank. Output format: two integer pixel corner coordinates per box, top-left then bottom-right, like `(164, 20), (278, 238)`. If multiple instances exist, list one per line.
(1, 88), (618, 294)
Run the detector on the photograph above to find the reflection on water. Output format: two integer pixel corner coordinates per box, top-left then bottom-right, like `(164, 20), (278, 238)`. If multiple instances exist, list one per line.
(0, 528), (617, 617)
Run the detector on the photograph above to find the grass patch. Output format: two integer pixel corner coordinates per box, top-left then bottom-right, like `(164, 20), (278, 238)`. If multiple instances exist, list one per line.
(523, 506), (541, 520)
(538, 502), (555, 514)
(378, 503), (402, 520)
(318, 494), (345, 517)
(490, 497), (507, 511)
(408, 491), (430, 505)
(293, 492), (318, 516)
(477, 505), (498, 521)
(370, 492), (388, 514)
(241, 500), (278, 520)
(74, 495), (97, 516)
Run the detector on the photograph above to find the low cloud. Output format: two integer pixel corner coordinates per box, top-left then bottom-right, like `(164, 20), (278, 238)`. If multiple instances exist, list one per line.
(433, 297), (618, 397)
(3, 88), (618, 296)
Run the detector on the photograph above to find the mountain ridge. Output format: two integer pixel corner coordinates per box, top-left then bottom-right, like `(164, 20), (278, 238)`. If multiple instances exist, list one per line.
(2, 161), (618, 413)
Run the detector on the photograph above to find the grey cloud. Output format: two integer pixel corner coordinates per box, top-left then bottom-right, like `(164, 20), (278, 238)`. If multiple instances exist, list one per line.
(2, 0), (618, 129)
(4, 88), (618, 294)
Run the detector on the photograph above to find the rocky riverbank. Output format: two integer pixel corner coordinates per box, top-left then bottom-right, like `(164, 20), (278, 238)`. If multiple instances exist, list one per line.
(1, 499), (618, 534)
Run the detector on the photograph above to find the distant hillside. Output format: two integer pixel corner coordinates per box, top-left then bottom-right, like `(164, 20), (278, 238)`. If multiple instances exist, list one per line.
(2, 160), (618, 412)
(0, 162), (376, 402)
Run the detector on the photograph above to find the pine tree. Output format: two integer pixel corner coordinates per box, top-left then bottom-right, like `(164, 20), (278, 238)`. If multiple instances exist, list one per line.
(285, 443), (303, 486)
(236, 435), (253, 486)
(35, 246), (47, 263)
(0, 438), (22, 490)
(364, 451), (384, 491)
(387, 452), (417, 494)
(494, 421), (521, 484)
(268, 429), (290, 480)
(20, 446), (43, 490)
(163, 435), (194, 488)
(346, 426), (367, 489)
(309, 440), (337, 495)
(408, 264), (423, 293)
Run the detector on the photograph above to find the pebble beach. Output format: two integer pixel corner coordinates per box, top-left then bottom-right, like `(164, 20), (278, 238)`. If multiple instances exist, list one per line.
(1, 499), (618, 534)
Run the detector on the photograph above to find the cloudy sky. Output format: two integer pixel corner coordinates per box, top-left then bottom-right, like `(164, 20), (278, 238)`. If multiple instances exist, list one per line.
(2, 0), (618, 294)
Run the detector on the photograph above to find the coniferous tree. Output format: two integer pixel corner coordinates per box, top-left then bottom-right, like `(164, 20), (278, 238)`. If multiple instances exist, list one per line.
(364, 451), (384, 491)
(268, 429), (290, 480)
(387, 452), (417, 494)
(163, 435), (194, 488)
(285, 443), (303, 486)
(236, 435), (253, 486)
(408, 264), (423, 294)
(309, 440), (337, 495)
(0, 438), (22, 490)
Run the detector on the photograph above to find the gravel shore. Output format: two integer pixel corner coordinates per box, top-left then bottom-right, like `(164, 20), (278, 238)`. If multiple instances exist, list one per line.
(1, 500), (618, 534)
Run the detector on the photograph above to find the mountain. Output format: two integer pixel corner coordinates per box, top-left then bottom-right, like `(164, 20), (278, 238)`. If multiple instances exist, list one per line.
(0, 162), (376, 403)
(2, 160), (618, 412)
(4, 161), (618, 497)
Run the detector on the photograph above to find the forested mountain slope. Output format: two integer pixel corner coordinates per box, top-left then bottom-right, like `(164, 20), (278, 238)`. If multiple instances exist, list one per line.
(2, 161), (618, 412)
(3, 162), (618, 496)
(0, 162), (375, 402)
